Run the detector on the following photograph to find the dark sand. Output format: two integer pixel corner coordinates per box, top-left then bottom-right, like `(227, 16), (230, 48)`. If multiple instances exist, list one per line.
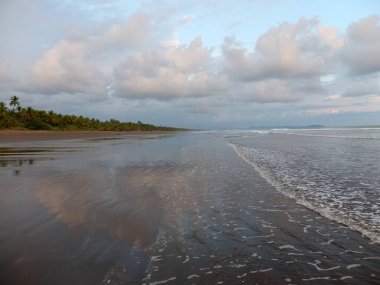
(0, 132), (379, 284)
(0, 130), (178, 143)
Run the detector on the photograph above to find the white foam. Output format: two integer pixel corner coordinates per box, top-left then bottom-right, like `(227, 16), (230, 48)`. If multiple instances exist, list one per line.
(279, 245), (300, 251)
(228, 142), (380, 244)
(321, 239), (334, 245)
(229, 264), (246, 268)
(237, 273), (247, 278)
(182, 256), (190, 263)
(302, 277), (331, 281)
(347, 264), (361, 269)
(269, 127), (380, 140)
(151, 256), (162, 262)
(303, 225), (311, 233)
(259, 268), (273, 272)
(149, 277), (176, 285)
(307, 261), (340, 271)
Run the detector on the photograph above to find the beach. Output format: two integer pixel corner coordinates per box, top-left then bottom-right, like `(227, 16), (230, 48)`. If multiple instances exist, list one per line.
(0, 131), (379, 284)
(0, 130), (178, 143)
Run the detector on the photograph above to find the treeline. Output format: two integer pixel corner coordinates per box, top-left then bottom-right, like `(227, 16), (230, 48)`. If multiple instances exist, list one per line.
(0, 96), (183, 131)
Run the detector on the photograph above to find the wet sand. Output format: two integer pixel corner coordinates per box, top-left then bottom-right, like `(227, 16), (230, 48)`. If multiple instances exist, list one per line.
(0, 132), (379, 284)
(0, 130), (178, 143)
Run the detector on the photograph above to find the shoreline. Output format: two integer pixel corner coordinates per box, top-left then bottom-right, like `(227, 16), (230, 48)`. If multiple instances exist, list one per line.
(0, 130), (180, 143)
(1, 131), (379, 284)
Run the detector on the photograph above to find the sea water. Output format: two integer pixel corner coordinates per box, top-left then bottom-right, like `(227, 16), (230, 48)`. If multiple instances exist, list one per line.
(228, 127), (380, 243)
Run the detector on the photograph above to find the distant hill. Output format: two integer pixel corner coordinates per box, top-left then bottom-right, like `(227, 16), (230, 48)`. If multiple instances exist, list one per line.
(250, 125), (325, 130)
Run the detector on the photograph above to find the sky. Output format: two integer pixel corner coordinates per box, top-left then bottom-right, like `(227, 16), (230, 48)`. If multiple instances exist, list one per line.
(1, 0), (380, 129)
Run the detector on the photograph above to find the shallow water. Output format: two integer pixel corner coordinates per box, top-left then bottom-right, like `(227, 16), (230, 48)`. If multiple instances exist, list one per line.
(228, 128), (380, 243)
(0, 132), (380, 284)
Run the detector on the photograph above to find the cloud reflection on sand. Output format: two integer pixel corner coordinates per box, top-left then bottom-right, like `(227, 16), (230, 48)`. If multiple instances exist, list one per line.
(35, 162), (187, 247)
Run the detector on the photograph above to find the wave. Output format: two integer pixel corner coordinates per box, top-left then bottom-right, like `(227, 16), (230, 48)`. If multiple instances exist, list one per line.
(228, 142), (380, 244)
(270, 132), (380, 140)
(223, 128), (380, 140)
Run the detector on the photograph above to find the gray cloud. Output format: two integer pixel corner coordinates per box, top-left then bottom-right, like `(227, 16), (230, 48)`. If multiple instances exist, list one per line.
(341, 15), (380, 75)
(343, 75), (380, 97)
(0, 62), (12, 84)
(238, 79), (302, 103)
(0, 61), (19, 92)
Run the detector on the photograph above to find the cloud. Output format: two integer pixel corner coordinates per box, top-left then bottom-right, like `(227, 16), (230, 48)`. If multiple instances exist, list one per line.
(26, 15), (351, 105)
(31, 40), (108, 95)
(341, 15), (380, 75)
(99, 13), (151, 50)
(0, 61), (19, 92)
(29, 12), (154, 96)
(238, 79), (302, 103)
(325, 94), (341, 100)
(223, 17), (342, 81)
(343, 76), (380, 97)
(113, 37), (226, 99)
(2, 4), (380, 129)
(179, 15), (197, 24)
(305, 96), (380, 115)
(0, 61), (12, 84)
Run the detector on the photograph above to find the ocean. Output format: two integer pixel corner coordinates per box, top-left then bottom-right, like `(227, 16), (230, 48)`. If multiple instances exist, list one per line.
(0, 130), (379, 284)
(228, 127), (380, 244)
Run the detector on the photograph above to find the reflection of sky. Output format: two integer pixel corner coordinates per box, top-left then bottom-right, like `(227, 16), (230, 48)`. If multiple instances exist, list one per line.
(0, 135), (194, 248)
(35, 165), (166, 246)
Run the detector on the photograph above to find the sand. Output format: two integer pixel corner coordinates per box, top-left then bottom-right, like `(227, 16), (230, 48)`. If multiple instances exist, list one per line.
(0, 130), (177, 143)
(1, 131), (379, 284)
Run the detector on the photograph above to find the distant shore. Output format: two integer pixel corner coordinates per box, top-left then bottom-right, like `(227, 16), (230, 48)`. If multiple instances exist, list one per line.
(0, 130), (179, 143)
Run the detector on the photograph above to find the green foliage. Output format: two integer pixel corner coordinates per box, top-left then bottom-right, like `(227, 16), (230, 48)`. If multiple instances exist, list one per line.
(24, 120), (52, 130)
(0, 98), (184, 131)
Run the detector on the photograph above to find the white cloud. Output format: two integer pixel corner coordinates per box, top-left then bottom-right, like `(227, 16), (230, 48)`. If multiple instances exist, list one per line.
(113, 37), (226, 99)
(223, 17), (342, 81)
(99, 13), (151, 49)
(23, 14), (380, 109)
(179, 15), (197, 24)
(31, 40), (108, 95)
(320, 74), (337, 83)
(29, 12), (154, 96)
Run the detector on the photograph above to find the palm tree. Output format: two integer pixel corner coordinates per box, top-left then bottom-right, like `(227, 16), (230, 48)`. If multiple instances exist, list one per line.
(9, 96), (20, 112)
(25, 107), (34, 122)
(0, 102), (8, 122)
(0, 101), (7, 114)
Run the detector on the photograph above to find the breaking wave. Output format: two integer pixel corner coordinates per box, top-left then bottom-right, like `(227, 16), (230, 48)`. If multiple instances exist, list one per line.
(229, 142), (380, 244)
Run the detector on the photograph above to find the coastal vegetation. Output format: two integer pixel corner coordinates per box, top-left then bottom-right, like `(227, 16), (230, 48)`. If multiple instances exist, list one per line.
(0, 96), (182, 131)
